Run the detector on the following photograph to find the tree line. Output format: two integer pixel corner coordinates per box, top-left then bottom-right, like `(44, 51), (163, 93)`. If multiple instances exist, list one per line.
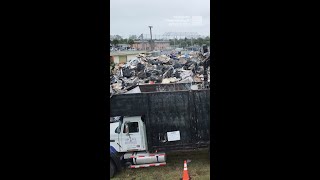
(110, 35), (210, 48)
(169, 36), (210, 47)
(111, 39), (135, 47)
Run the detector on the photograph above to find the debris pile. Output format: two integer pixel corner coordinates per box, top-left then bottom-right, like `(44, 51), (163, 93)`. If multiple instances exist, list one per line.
(110, 51), (210, 95)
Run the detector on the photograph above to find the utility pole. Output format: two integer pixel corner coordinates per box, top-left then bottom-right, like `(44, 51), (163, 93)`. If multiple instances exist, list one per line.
(148, 26), (153, 51)
(191, 37), (193, 47)
(143, 34), (146, 51)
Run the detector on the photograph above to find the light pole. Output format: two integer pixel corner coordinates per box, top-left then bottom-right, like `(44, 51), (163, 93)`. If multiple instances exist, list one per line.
(148, 26), (153, 51)
(142, 34), (146, 51)
(191, 37), (193, 47)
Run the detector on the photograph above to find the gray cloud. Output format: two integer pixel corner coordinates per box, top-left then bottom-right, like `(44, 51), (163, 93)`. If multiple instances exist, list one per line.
(111, 0), (210, 38)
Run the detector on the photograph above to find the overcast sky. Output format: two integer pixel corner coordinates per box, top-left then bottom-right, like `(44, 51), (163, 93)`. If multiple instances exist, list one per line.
(110, 0), (210, 38)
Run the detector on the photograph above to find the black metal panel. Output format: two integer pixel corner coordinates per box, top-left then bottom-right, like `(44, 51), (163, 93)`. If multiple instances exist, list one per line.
(193, 90), (210, 142)
(110, 89), (210, 151)
(145, 91), (192, 150)
(110, 93), (147, 116)
(143, 90), (210, 151)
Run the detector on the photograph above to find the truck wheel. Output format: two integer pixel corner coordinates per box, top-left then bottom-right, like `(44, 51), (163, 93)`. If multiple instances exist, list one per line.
(110, 160), (116, 178)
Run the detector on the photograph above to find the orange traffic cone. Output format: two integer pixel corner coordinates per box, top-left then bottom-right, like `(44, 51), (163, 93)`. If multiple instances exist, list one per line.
(182, 160), (190, 180)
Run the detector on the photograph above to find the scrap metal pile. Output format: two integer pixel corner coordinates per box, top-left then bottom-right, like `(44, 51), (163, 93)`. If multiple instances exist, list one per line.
(110, 51), (210, 95)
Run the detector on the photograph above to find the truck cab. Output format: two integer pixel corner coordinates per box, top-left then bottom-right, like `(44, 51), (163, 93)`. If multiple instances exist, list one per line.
(110, 116), (148, 153)
(110, 116), (167, 178)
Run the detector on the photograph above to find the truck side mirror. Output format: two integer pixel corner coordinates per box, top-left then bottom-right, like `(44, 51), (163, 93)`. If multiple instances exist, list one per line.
(115, 126), (120, 134)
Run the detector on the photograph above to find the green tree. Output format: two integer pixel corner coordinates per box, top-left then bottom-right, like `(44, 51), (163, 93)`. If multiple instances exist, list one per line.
(193, 38), (198, 46)
(112, 39), (119, 46)
(169, 39), (174, 46)
(204, 36), (210, 46)
(177, 39), (183, 47)
(197, 38), (204, 46)
(181, 41), (187, 48)
(128, 39), (135, 47)
(118, 38), (125, 44)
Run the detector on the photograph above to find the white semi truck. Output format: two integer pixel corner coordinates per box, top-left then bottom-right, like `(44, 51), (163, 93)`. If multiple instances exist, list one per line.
(110, 83), (210, 178)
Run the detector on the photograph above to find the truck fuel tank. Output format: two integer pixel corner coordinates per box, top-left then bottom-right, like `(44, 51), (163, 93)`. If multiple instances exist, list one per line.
(125, 151), (166, 165)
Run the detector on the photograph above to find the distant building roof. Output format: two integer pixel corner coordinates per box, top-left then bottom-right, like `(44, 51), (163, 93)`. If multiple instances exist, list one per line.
(110, 51), (147, 56)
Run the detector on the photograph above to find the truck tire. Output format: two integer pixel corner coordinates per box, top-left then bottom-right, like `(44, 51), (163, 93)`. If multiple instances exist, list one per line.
(110, 160), (116, 178)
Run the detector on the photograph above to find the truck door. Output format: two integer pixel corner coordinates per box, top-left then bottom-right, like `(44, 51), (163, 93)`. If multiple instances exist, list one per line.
(120, 120), (143, 152)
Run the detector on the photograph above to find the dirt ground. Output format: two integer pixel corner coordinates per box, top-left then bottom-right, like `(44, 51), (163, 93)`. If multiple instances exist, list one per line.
(112, 149), (210, 180)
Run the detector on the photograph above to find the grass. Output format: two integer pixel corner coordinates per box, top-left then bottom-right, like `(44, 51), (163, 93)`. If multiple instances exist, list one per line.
(112, 149), (210, 180)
